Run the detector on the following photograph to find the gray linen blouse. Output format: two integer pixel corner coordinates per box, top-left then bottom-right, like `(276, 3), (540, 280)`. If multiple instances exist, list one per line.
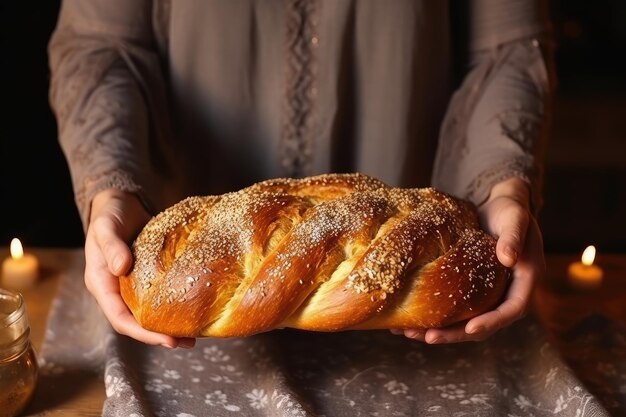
(48, 0), (554, 229)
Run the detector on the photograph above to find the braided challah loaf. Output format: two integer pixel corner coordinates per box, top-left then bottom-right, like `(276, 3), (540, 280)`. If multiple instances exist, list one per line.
(120, 173), (510, 337)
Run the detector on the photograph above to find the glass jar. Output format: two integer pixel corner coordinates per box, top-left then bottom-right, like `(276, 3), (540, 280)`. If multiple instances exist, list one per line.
(0, 288), (38, 417)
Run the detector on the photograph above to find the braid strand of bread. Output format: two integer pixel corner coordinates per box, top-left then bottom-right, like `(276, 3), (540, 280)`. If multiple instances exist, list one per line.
(120, 173), (510, 337)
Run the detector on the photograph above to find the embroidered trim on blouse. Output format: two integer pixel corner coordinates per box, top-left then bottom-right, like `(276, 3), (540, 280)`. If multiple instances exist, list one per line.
(75, 168), (143, 228)
(466, 157), (536, 206)
(496, 109), (542, 152)
(280, 0), (319, 178)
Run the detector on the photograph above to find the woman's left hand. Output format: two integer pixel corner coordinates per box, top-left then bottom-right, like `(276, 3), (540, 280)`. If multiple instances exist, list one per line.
(393, 177), (546, 343)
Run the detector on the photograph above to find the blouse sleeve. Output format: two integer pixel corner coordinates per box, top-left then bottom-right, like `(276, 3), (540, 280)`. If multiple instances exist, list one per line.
(48, 0), (173, 231)
(432, 0), (556, 212)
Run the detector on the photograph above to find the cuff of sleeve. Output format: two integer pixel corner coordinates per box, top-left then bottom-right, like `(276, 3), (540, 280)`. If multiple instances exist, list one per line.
(75, 168), (155, 232)
(465, 157), (542, 215)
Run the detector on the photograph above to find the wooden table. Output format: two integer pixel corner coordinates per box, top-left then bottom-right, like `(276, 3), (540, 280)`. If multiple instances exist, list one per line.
(1, 248), (624, 416)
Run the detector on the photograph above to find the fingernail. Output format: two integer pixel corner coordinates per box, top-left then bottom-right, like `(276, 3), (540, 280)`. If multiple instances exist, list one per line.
(178, 339), (196, 349)
(113, 255), (124, 273)
(160, 343), (175, 349)
(405, 329), (424, 339)
(428, 337), (445, 344)
(390, 329), (404, 335)
(467, 325), (485, 335)
(504, 246), (518, 263)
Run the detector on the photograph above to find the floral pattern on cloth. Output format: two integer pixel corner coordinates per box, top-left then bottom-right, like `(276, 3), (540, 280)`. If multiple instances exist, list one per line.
(38, 255), (619, 417)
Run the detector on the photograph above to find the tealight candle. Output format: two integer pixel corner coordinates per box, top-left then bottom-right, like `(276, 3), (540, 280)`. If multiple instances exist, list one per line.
(1, 239), (39, 290)
(567, 245), (603, 290)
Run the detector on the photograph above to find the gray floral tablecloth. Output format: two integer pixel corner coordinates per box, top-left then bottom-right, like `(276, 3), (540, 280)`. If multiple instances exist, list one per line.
(38, 255), (621, 416)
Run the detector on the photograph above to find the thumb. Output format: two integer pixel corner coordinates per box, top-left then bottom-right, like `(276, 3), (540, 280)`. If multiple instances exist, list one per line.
(89, 190), (151, 276)
(495, 204), (529, 268)
(92, 216), (134, 276)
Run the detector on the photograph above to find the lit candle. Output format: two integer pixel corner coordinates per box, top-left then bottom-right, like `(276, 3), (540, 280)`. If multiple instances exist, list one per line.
(567, 245), (603, 289)
(1, 238), (39, 290)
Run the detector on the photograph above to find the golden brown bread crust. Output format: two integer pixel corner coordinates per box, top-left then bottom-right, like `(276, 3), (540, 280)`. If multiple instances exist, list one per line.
(120, 173), (510, 337)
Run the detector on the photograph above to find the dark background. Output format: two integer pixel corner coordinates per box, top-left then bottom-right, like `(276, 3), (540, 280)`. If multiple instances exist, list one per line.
(1, 1), (625, 253)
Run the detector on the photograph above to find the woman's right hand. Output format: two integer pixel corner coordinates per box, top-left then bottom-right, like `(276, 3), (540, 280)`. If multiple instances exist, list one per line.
(85, 189), (196, 348)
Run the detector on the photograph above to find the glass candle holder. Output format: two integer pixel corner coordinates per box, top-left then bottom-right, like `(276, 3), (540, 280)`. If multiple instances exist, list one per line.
(0, 289), (38, 417)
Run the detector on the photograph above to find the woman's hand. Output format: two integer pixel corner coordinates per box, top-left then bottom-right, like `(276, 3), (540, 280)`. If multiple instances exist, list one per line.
(393, 177), (545, 343)
(85, 189), (196, 348)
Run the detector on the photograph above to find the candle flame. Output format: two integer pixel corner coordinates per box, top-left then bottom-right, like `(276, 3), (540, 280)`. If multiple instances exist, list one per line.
(10, 238), (24, 260)
(581, 245), (596, 266)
